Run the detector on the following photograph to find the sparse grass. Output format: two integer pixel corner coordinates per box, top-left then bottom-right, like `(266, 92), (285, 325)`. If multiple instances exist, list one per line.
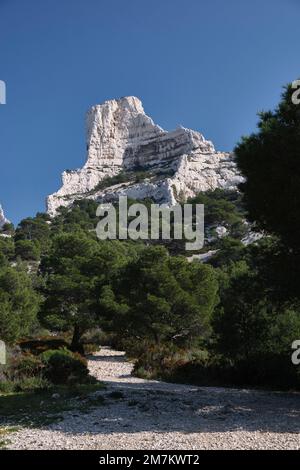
(0, 426), (19, 449)
(0, 382), (106, 429)
(0, 376), (50, 394)
(87, 167), (175, 196)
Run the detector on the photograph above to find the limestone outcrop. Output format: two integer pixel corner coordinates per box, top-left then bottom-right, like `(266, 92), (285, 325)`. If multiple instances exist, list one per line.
(0, 204), (8, 228)
(47, 96), (242, 216)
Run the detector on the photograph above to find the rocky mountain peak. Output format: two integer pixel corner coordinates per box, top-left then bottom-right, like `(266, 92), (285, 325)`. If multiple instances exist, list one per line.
(47, 97), (243, 216)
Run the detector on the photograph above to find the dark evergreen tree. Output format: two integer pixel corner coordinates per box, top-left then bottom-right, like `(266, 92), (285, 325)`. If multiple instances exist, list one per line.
(39, 232), (133, 352)
(0, 266), (41, 343)
(235, 83), (300, 253)
(101, 246), (218, 347)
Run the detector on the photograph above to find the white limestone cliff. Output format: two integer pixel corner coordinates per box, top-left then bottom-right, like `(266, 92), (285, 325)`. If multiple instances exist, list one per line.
(0, 204), (8, 229)
(47, 96), (243, 216)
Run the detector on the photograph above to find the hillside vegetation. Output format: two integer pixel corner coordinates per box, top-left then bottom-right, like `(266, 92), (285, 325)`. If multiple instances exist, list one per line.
(1, 83), (300, 396)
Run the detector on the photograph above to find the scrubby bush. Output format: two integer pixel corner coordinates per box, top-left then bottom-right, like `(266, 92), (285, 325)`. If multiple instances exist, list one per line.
(1, 352), (49, 393)
(172, 353), (300, 390)
(14, 376), (50, 392)
(40, 348), (93, 385)
(0, 347), (95, 393)
(133, 346), (300, 390)
(9, 353), (44, 380)
(133, 342), (209, 381)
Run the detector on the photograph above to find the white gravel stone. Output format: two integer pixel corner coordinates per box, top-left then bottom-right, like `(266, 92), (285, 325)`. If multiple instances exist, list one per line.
(4, 348), (300, 450)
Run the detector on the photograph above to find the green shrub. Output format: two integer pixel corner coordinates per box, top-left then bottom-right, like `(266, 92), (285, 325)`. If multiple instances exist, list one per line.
(134, 347), (300, 390)
(133, 343), (209, 381)
(41, 348), (92, 385)
(0, 348), (95, 392)
(0, 353), (48, 393)
(133, 366), (154, 380)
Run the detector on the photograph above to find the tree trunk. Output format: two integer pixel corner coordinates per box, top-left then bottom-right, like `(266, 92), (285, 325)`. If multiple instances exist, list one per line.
(70, 325), (84, 354)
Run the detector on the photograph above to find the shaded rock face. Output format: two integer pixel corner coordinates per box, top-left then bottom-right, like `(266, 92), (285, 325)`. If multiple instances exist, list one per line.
(47, 96), (243, 216)
(0, 204), (8, 228)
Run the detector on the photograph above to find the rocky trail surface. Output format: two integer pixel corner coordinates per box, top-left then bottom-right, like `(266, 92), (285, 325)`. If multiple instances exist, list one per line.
(4, 348), (300, 450)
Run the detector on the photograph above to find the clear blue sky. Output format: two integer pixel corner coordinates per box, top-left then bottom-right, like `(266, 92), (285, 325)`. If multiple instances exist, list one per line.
(0, 0), (299, 224)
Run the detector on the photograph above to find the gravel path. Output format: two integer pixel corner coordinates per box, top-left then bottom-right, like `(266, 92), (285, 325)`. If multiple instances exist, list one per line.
(4, 347), (300, 450)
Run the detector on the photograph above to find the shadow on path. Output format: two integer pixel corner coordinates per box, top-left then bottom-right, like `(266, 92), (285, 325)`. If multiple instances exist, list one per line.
(54, 352), (300, 436)
(2, 350), (300, 440)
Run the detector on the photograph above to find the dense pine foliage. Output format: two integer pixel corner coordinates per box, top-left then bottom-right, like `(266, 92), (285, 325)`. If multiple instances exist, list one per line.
(1, 82), (300, 391)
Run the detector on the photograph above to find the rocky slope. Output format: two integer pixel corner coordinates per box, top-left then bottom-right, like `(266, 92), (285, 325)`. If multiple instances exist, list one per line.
(47, 96), (243, 216)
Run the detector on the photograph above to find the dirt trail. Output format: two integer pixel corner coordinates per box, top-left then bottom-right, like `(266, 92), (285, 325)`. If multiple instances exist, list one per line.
(5, 347), (300, 450)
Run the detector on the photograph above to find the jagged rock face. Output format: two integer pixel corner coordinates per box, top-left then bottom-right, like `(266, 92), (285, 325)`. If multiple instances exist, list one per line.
(0, 204), (8, 228)
(47, 96), (243, 216)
